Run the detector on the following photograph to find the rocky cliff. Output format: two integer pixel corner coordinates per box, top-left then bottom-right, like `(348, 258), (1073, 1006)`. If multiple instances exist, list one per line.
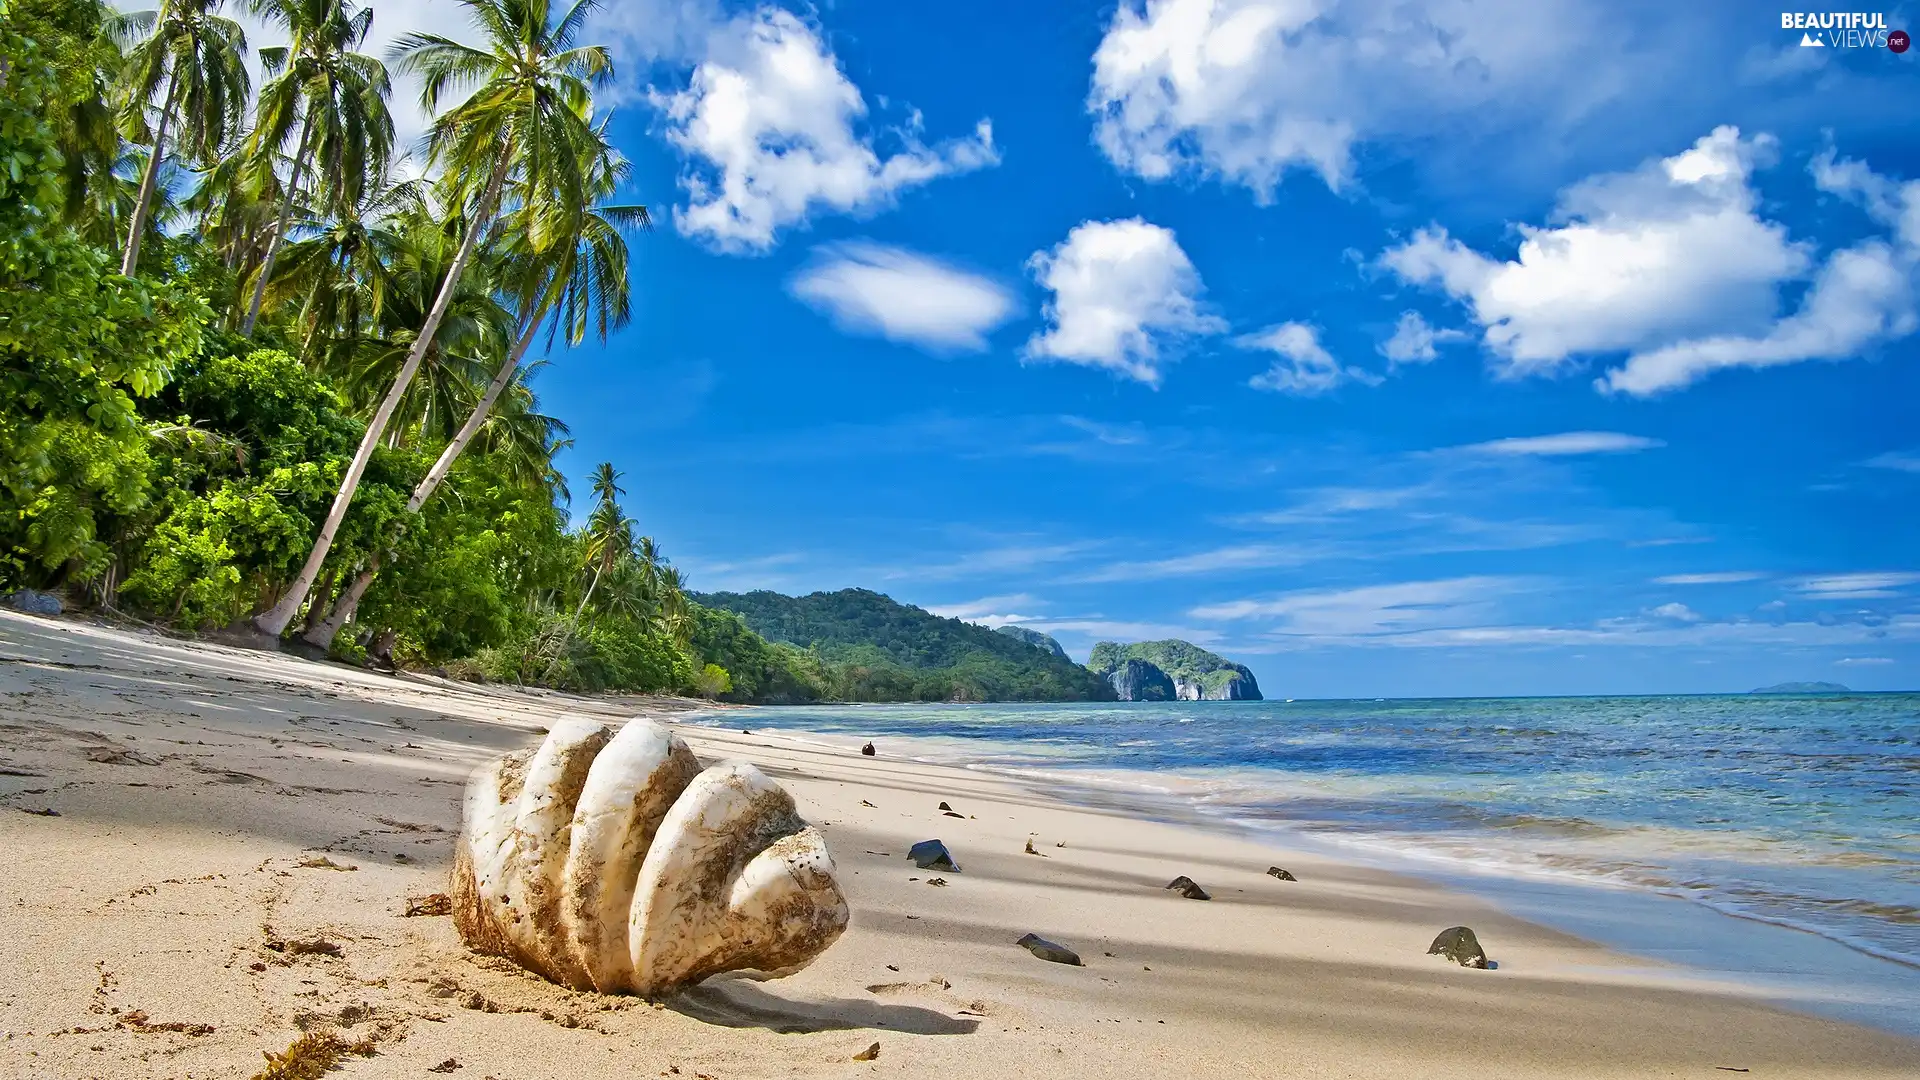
(1087, 640), (1262, 701)
(994, 624), (1069, 659)
(1104, 658), (1176, 701)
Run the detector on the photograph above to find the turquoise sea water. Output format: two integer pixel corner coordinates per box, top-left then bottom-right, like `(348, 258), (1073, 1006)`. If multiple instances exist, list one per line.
(691, 695), (1920, 972)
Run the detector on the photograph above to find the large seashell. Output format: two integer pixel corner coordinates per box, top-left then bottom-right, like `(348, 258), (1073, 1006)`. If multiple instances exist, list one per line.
(452, 717), (849, 995)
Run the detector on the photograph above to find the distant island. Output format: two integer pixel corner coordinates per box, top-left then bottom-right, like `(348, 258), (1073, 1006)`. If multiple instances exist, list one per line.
(694, 590), (1266, 705)
(1086, 639), (1262, 701)
(1750, 681), (1851, 694)
(694, 589), (1114, 703)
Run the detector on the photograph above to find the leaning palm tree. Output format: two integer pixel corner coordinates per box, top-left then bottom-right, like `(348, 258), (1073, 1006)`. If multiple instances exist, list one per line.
(414, 120), (644, 509)
(238, 0), (393, 335)
(254, 0), (611, 638)
(295, 126), (644, 646)
(114, 0), (250, 276)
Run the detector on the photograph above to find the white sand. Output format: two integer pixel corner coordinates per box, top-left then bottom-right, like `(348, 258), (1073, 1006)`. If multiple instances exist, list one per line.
(2, 608), (1914, 1078)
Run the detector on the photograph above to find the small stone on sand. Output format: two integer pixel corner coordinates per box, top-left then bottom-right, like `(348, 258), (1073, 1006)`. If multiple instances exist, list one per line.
(852, 1042), (880, 1061)
(1016, 933), (1083, 966)
(1266, 866), (1297, 881)
(1165, 875), (1211, 900)
(907, 839), (960, 872)
(1428, 926), (1489, 969)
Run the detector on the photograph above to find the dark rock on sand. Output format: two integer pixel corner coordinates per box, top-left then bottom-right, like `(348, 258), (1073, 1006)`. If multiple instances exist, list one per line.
(861, 742), (876, 756)
(938, 802), (953, 811)
(5, 589), (62, 616)
(1266, 866), (1296, 881)
(1016, 933), (1083, 966)
(1428, 926), (1489, 968)
(908, 839), (961, 872)
(1165, 875), (1211, 900)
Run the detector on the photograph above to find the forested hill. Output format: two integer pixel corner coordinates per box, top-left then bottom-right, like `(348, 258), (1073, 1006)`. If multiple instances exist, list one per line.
(694, 589), (1116, 702)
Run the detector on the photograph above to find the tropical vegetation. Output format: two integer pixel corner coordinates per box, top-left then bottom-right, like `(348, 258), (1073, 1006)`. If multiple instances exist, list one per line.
(0, 0), (1147, 705)
(0, 0), (811, 700)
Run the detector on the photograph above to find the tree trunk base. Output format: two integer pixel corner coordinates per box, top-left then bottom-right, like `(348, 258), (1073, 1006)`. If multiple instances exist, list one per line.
(213, 619), (290, 652)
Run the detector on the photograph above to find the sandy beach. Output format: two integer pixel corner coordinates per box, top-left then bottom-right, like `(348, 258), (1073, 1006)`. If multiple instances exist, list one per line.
(1, 608), (1915, 1079)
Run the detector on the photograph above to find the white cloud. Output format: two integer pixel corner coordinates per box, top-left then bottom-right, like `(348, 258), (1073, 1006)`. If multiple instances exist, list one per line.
(1454, 432), (1665, 456)
(1383, 127), (1811, 377)
(1239, 323), (1381, 395)
(1023, 218), (1227, 384)
(1598, 238), (1917, 395)
(1381, 126), (1920, 395)
(1646, 602), (1702, 622)
(1086, 0), (1614, 198)
(1641, 144), (1920, 389)
(1017, 618), (1222, 645)
(1654, 572), (1766, 585)
(657, 7), (998, 252)
(1379, 311), (1465, 366)
(1191, 576), (1519, 636)
(1796, 572), (1920, 600)
(1239, 614), (1920, 651)
(1811, 147), (1920, 249)
(1835, 656), (1895, 666)
(1073, 543), (1327, 584)
(1058, 416), (1151, 446)
(789, 242), (1015, 351)
(924, 594), (1042, 626)
(1865, 451), (1920, 473)
(882, 542), (1098, 582)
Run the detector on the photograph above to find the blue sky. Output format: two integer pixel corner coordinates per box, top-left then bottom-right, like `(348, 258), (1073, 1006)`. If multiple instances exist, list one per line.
(362, 0), (1920, 695)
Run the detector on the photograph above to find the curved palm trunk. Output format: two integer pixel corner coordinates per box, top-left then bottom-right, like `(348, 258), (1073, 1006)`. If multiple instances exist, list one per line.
(253, 150), (512, 639)
(121, 69), (180, 277)
(299, 313), (545, 648)
(240, 114), (315, 335)
(574, 548), (616, 622)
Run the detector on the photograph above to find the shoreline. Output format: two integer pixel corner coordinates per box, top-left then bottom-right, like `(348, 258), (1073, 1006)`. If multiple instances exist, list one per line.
(680, 715), (1920, 1038)
(3, 609), (1916, 1078)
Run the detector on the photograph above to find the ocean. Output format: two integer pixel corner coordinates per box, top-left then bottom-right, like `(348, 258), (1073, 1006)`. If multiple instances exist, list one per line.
(687, 693), (1920, 1026)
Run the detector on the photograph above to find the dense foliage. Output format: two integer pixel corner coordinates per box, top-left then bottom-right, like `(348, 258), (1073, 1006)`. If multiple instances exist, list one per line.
(1, 1), (1133, 706)
(0, 0), (792, 700)
(697, 589), (1118, 702)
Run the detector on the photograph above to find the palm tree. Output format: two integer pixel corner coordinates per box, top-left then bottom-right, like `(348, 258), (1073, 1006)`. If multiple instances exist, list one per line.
(294, 126), (645, 646)
(114, 0), (250, 276)
(254, 0), (611, 638)
(573, 462), (628, 620)
(266, 170), (424, 357)
(239, 0), (393, 335)
(413, 120), (644, 510)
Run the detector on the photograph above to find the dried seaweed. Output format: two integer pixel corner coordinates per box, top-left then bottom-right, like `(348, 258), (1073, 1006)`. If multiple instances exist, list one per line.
(251, 1029), (375, 1080)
